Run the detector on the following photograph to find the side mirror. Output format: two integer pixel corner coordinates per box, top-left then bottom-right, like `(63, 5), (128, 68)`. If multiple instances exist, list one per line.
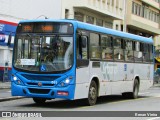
(7, 33), (12, 46)
(81, 36), (87, 48)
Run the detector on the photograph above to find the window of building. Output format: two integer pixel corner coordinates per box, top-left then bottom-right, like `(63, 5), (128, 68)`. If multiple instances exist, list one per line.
(132, 2), (141, 16)
(154, 0), (160, 3)
(96, 18), (103, 27)
(74, 12), (84, 22)
(105, 21), (113, 29)
(65, 9), (69, 19)
(132, 2), (160, 23)
(86, 16), (94, 24)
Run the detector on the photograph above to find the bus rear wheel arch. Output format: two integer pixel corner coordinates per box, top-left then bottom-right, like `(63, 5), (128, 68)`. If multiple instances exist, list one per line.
(122, 78), (139, 99)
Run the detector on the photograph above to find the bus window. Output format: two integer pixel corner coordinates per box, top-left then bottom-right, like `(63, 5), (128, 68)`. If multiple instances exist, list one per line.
(90, 33), (101, 59)
(101, 35), (113, 60)
(143, 44), (150, 62)
(113, 38), (124, 61)
(77, 36), (88, 60)
(124, 40), (134, 61)
(76, 33), (89, 68)
(134, 42), (143, 62)
(149, 45), (154, 63)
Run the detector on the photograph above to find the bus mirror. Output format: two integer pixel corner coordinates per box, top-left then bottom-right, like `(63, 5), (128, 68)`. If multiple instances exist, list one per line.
(81, 36), (87, 48)
(7, 34), (12, 46)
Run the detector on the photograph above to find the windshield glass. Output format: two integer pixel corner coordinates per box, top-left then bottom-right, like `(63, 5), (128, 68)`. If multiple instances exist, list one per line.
(13, 34), (73, 72)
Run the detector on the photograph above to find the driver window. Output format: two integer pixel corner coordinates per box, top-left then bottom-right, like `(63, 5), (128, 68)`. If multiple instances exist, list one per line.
(77, 35), (88, 60)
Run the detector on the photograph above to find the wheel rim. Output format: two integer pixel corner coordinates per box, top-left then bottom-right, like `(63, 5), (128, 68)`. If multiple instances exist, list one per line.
(89, 86), (97, 100)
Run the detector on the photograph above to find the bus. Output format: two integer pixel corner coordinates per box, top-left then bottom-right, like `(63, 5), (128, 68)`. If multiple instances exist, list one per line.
(11, 19), (154, 106)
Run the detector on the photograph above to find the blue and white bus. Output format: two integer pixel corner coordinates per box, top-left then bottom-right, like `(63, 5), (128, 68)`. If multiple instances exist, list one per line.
(11, 19), (154, 105)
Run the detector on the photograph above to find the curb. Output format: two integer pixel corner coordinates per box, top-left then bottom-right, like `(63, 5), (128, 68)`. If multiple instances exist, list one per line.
(0, 96), (25, 102)
(0, 87), (11, 89)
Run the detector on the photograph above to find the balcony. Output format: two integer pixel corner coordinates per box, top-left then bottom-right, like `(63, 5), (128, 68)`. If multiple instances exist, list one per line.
(73, 0), (124, 20)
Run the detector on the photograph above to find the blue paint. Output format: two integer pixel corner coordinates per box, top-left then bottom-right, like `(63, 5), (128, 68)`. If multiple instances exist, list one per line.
(40, 65), (46, 71)
(124, 64), (127, 71)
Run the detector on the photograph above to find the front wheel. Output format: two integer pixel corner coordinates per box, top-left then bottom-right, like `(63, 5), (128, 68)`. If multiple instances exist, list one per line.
(86, 81), (98, 106)
(33, 98), (46, 104)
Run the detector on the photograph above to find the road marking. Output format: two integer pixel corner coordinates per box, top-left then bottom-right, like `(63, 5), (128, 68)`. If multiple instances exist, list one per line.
(139, 92), (150, 95)
(147, 117), (160, 120)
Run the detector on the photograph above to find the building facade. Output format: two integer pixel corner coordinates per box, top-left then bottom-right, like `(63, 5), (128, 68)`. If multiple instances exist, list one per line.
(124, 0), (160, 69)
(1, 0), (160, 80)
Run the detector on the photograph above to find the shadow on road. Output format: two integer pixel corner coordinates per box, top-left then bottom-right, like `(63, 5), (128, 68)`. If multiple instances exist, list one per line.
(19, 95), (149, 109)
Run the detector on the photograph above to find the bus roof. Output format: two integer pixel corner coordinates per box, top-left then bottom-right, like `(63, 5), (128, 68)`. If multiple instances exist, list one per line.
(19, 19), (153, 44)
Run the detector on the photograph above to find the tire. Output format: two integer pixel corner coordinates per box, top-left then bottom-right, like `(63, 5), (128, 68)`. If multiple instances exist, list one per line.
(86, 81), (98, 106)
(132, 79), (139, 99)
(122, 79), (139, 99)
(33, 98), (46, 104)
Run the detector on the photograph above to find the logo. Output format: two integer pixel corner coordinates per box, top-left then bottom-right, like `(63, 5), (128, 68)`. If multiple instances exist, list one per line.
(2, 112), (11, 117)
(40, 65), (46, 71)
(38, 82), (42, 87)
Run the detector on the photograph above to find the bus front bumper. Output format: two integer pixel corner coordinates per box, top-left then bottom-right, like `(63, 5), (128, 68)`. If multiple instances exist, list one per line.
(11, 82), (75, 100)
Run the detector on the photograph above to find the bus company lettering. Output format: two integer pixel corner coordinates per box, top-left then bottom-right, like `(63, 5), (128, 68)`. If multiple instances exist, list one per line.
(100, 62), (118, 80)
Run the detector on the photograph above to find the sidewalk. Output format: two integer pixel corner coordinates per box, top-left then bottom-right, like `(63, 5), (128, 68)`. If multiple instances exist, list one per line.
(0, 81), (24, 102)
(0, 81), (11, 89)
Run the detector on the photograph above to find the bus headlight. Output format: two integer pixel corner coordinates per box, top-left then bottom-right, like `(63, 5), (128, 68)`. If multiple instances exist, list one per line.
(12, 75), (24, 85)
(57, 78), (72, 87)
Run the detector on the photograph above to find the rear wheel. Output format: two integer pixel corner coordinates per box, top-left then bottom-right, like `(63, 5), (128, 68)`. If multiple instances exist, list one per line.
(122, 79), (139, 99)
(33, 98), (46, 104)
(132, 79), (139, 99)
(86, 81), (98, 106)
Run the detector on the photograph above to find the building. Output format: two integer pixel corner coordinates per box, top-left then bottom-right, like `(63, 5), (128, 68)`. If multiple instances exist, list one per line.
(124, 0), (160, 70)
(0, 0), (126, 81)
(62, 0), (125, 30)
(1, 0), (160, 80)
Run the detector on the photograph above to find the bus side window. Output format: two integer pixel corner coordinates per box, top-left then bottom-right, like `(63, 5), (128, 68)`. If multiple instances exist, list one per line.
(113, 37), (124, 61)
(90, 33), (101, 59)
(149, 45), (154, 63)
(76, 32), (89, 68)
(134, 42), (143, 62)
(101, 35), (113, 60)
(143, 44), (150, 62)
(124, 40), (134, 61)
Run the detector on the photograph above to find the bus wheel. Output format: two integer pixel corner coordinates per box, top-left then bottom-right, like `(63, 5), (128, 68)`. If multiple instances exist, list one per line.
(86, 81), (98, 106)
(33, 97), (46, 104)
(122, 79), (139, 99)
(132, 79), (139, 99)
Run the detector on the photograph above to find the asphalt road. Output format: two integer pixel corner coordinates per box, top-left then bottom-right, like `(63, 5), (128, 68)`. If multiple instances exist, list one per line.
(1, 86), (160, 120)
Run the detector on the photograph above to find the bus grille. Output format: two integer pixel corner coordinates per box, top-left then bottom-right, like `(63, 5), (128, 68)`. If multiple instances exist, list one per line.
(28, 88), (50, 94)
(27, 82), (55, 87)
(21, 74), (59, 81)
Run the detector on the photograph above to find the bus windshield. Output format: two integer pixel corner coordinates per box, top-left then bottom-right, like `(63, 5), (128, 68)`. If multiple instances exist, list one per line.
(13, 34), (73, 72)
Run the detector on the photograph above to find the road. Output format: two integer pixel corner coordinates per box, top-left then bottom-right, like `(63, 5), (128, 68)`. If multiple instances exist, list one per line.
(0, 86), (160, 120)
